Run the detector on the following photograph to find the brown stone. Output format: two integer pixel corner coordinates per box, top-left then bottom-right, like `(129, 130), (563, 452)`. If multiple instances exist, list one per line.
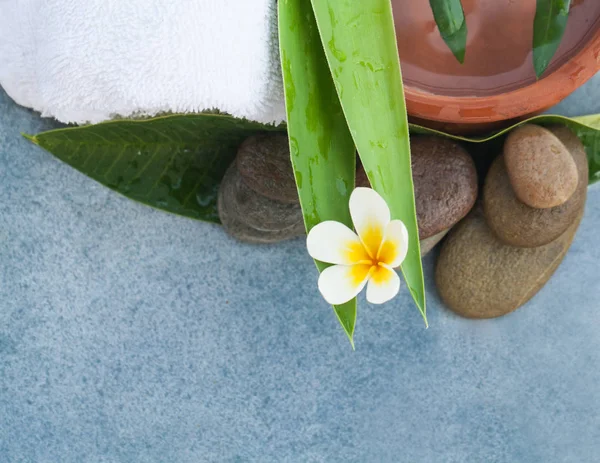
(236, 133), (299, 204)
(218, 164), (304, 244)
(504, 124), (578, 208)
(483, 126), (588, 247)
(436, 206), (582, 319)
(412, 137), (478, 239)
(358, 137), (478, 239)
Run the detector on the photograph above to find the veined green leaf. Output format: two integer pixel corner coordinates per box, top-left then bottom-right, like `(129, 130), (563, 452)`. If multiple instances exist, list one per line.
(279, 0), (358, 346)
(24, 114), (284, 223)
(533, 0), (571, 79)
(429, 0), (468, 64)
(27, 113), (600, 228)
(310, 0), (427, 325)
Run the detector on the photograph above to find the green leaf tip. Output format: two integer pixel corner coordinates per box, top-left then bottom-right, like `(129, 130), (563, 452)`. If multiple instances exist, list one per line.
(332, 300), (357, 349)
(429, 0), (468, 64)
(348, 335), (356, 351)
(414, 293), (428, 328)
(22, 133), (38, 144)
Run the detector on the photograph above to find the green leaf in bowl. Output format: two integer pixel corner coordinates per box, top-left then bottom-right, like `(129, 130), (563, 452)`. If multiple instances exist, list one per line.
(429, 0), (468, 64)
(533, 0), (571, 79)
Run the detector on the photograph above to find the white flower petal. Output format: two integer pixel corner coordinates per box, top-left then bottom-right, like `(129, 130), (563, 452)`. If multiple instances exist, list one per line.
(377, 220), (409, 268)
(366, 266), (401, 304)
(307, 221), (371, 265)
(349, 187), (391, 258)
(318, 264), (372, 306)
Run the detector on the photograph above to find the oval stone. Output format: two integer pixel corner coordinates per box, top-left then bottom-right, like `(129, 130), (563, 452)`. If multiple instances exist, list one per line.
(436, 206), (582, 319)
(504, 124), (578, 208)
(236, 133), (299, 204)
(358, 136), (478, 240)
(218, 164), (304, 244)
(411, 137), (478, 239)
(483, 126), (587, 247)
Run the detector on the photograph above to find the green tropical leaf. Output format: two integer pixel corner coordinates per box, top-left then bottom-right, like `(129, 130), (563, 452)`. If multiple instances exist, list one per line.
(279, 0), (358, 347)
(533, 0), (571, 79)
(310, 0), (428, 325)
(429, 0), (468, 64)
(25, 114), (284, 223)
(26, 113), (600, 228)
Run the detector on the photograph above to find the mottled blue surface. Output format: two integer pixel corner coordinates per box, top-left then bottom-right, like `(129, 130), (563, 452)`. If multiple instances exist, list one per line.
(2, 76), (600, 463)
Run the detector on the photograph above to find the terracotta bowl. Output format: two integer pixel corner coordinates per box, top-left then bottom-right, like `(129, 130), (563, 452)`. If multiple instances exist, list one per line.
(393, 0), (600, 133)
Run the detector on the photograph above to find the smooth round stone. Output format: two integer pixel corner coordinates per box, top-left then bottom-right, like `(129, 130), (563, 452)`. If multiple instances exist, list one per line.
(504, 124), (578, 208)
(484, 126), (588, 247)
(236, 133), (299, 204)
(357, 137), (478, 240)
(436, 206), (583, 319)
(229, 165), (303, 231)
(218, 164), (304, 244)
(412, 137), (478, 239)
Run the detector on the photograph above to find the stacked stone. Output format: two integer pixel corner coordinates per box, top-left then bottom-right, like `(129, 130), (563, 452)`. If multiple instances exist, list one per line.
(219, 126), (587, 318)
(436, 125), (587, 318)
(218, 133), (305, 244)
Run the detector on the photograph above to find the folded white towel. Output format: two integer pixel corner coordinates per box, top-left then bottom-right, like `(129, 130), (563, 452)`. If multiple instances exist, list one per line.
(0, 0), (286, 125)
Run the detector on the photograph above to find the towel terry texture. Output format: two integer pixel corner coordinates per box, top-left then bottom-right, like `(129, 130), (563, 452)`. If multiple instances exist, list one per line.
(0, 0), (286, 125)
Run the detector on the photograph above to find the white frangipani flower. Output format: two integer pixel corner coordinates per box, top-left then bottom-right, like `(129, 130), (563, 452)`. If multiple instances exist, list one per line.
(307, 187), (409, 306)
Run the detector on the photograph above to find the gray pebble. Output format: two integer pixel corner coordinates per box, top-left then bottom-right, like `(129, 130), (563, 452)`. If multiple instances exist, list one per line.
(218, 164), (304, 244)
(236, 133), (299, 204)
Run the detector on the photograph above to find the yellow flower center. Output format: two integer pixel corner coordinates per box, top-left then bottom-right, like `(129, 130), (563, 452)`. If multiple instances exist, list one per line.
(346, 226), (397, 286)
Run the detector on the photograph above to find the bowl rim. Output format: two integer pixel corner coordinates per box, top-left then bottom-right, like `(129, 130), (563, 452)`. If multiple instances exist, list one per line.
(404, 29), (600, 125)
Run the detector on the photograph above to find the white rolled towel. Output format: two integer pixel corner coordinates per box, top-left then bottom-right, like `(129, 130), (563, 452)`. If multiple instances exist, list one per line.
(0, 0), (286, 125)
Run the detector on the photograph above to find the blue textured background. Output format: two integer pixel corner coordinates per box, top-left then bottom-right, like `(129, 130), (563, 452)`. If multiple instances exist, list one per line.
(1, 78), (600, 462)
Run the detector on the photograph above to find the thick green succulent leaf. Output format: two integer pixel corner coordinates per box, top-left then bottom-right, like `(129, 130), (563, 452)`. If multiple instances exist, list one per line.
(429, 0), (468, 63)
(279, 0), (358, 347)
(533, 0), (571, 78)
(25, 114), (284, 223)
(310, 0), (427, 325)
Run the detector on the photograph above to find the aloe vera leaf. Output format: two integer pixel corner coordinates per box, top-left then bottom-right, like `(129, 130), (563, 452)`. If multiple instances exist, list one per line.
(279, 0), (359, 346)
(310, 0), (427, 325)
